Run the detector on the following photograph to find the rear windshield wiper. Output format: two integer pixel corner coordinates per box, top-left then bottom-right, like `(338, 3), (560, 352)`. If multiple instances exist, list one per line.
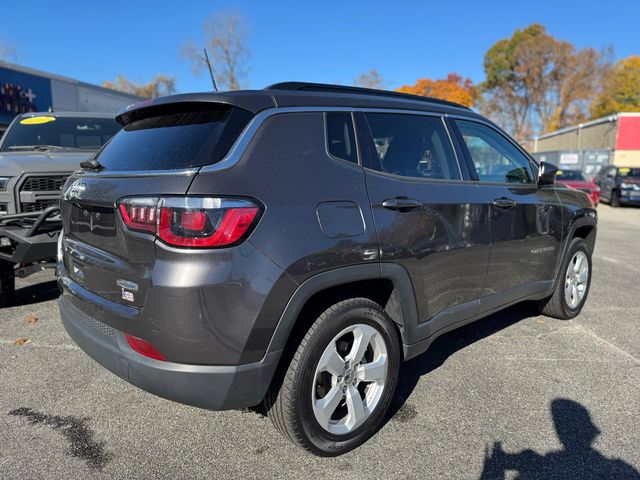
(6, 145), (70, 151)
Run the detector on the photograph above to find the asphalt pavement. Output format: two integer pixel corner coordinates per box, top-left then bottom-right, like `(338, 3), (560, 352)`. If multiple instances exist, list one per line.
(1, 204), (639, 479)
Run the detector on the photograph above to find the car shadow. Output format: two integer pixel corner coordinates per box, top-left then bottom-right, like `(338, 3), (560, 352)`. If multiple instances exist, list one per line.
(385, 301), (540, 422)
(479, 398), (640, 479)
(13, 279), (60, 307)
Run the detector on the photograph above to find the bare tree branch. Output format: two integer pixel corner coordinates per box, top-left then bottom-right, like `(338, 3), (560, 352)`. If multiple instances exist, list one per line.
(102, 74), (176, 99)
(353, 69), (387, 89)
(181, 11), (250, 91)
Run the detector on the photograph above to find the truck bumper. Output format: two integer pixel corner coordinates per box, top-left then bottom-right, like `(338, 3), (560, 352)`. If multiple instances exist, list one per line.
(0, 207), (62, 264)
(59, 294), (281, 410)
(0, 225), (59, 264)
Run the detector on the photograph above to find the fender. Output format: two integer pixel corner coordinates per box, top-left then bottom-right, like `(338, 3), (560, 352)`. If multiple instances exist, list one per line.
(265, 263), (420, 356)
(553, 207), (597, 285)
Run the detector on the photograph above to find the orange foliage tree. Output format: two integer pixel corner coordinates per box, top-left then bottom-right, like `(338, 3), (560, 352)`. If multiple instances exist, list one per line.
(397, 74), (478, 107)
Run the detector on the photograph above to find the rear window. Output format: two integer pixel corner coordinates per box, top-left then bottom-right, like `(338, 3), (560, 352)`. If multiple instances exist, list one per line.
(1, 116), (121, 151)
(94, 106), (253, 171)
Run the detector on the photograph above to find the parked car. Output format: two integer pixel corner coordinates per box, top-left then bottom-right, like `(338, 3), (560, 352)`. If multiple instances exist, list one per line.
(594, 165), (640, 207)
(555, 169), (600, 206)
(0, 112), (121, 306)
(56, 83), (597, 456)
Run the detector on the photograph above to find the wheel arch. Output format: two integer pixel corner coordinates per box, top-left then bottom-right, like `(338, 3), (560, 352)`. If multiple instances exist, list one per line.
(266, 263), (419, 358)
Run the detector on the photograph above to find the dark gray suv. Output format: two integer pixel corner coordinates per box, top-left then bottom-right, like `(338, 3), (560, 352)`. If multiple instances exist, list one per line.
(57, 83), (597, 456)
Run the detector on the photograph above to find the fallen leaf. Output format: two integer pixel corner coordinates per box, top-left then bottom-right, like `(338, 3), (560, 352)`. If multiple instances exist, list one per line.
(24, 315), (39, 324)
(14, 338), (32, 346)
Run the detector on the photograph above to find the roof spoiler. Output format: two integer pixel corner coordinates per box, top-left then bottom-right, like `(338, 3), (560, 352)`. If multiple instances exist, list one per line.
(115, 91), (275, 126)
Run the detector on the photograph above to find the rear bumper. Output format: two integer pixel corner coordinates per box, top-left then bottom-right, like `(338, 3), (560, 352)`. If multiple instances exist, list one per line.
(59, 294), (281, 410)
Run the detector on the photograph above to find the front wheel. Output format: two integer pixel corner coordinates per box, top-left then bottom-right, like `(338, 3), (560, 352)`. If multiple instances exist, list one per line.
(265, 298), (400, 456)
(537, 238), (591, 319)
(0, 260), (16, 308)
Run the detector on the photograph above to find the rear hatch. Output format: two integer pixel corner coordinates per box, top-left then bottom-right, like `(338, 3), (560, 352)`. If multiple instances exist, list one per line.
(60, 102), (257, 308)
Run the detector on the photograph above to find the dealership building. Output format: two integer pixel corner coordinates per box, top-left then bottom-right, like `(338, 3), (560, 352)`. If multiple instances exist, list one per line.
(531, 113), (640, 179)
(0, 61), (142, 135)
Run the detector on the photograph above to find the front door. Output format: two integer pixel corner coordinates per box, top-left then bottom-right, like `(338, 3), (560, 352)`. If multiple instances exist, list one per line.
(451, 119), (563, 297)
(358, 111), (491, 324)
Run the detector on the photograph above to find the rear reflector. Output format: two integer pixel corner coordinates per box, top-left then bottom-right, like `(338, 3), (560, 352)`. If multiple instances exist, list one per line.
(117, 196), (261, 248)
(124, 334), (166, 361)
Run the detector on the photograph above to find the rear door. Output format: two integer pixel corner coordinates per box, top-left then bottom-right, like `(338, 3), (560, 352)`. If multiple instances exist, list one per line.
(358, 111), (490, 324)
(451, 118), (563, 298)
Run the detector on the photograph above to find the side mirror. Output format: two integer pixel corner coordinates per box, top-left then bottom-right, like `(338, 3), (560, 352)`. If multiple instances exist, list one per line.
(537, 161), (557, 186)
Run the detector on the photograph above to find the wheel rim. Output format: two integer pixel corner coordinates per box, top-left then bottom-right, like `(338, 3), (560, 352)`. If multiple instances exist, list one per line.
(565, 251), (589, 309)
(312, 323), (388, 435)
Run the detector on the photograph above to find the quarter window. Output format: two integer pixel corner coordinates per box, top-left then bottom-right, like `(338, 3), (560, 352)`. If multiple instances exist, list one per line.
(364, 113), (459, 180)
(455, 120), (534, 184)
(325, 112), (357, 164)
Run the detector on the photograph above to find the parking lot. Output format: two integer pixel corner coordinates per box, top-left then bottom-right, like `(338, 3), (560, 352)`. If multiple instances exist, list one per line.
(0, 204), (638, 479)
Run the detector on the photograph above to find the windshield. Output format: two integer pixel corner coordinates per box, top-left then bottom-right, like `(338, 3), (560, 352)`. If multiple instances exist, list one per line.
(93, 106), (253, 171)
(556, 170), (586, 181)
(618, 167), (640, 179)
(0, 116), (121, 152)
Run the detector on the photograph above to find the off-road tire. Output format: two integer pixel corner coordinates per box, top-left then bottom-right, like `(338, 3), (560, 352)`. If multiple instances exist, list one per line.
(0, 260), (15, 308)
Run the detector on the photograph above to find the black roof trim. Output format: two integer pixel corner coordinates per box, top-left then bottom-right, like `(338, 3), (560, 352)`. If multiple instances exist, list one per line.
(266, 82), (471, 110)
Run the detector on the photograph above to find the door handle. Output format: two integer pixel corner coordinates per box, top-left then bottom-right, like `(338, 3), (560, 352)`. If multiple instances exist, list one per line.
(382, 198), (422, 211)
(492, 197), (517, 209)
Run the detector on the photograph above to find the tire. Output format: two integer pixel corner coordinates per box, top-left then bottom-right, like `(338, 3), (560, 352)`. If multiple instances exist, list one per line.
(264, 297), (400, 456)
(0, 260), (16, 308)
(610, 190), (620, 207)
(537, 238), (591, 320)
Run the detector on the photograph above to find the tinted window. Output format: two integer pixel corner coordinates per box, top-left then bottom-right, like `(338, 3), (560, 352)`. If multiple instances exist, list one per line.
(364, 113), (459, 180)
(94, 107), (253, 171)
(556, 170), (586, 181)
(618, 167), (640, 178)
(326, 112), (357, 163)
(1, 116), (121, 151)
(456, 120), (534, 184)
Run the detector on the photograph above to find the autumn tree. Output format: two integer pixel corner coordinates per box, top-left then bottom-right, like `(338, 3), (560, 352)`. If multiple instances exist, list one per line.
(182, 11), (249, 91)
(397, 73), (477, 107)
(354, 69), (386, 89)
(102, 74), (176, 99)
(590, 55), (640, 118)
(480, 24), (610, 140)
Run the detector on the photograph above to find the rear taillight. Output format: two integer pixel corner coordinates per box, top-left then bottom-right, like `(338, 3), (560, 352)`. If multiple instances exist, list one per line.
(117, 197), (261, 248)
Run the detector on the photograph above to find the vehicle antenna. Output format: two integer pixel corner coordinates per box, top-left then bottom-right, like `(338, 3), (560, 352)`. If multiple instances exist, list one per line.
(203, 49), (218, 91)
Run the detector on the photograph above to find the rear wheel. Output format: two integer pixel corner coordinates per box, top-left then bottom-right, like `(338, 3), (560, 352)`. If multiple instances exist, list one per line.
(265, 298), (400, 456)
(610, 190), (620, 207)
(537, 238), (591, 319)
(0, 260), (15, 308)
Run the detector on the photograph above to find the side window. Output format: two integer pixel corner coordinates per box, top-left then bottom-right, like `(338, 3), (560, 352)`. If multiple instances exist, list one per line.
(325, 112), (357, 164)
(364, 113), (460, 180)
(455, 120), (534, 184)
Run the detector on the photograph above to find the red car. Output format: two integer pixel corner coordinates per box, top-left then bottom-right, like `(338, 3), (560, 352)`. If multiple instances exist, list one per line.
(556, 169), (600, 206)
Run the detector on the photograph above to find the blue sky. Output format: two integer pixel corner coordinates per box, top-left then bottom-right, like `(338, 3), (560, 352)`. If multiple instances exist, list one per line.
(2, 0), (639, 93)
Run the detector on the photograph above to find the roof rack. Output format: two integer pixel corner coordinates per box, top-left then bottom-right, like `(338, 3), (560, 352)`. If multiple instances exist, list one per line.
(266, 82), (470, 110)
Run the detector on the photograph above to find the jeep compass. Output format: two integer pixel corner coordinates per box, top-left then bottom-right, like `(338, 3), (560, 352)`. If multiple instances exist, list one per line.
(57, 83), (596, 456)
